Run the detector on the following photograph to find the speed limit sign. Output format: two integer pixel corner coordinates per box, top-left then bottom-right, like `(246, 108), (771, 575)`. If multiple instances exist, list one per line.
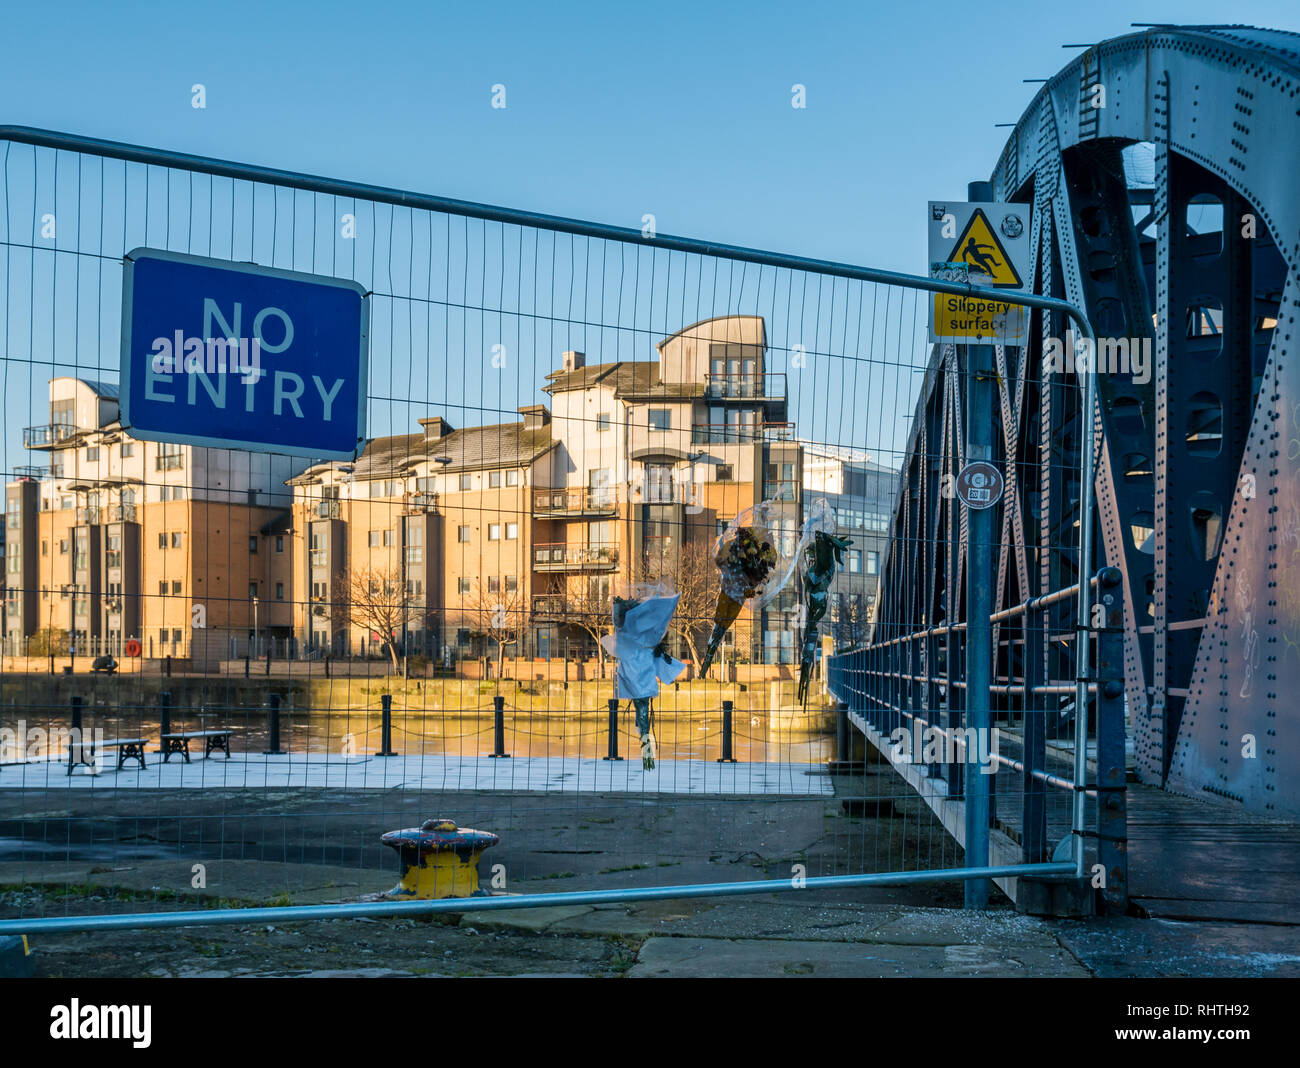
(956, 462), (1004, 510)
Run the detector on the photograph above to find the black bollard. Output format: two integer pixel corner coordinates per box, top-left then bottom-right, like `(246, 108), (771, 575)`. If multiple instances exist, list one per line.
(717, 699), (737, 763)
(263, 693), (284, 754)
(377, 693), (397, 756)
(324, 655), (331, 679)
(488, 695), (510, 758)
(165, 655), (172, 678)
(244, 655), (250, 678)
(159, 691), (172, 738)
(66, 695), (87, 775)
(602, 698), (623, 761)
(265, 650), (272, 676)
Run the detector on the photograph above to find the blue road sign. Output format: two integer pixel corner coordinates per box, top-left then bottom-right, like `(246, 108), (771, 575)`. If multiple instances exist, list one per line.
(120, 248), (369, 459)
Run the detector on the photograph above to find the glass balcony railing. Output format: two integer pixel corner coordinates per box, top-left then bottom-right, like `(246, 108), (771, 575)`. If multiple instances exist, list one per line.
(703, 372), (787, 401)
(533, 488), (618, 515)
(23, 424), (80, 449)
(533, 543), (619, 569)
(691, 421), (795, 444)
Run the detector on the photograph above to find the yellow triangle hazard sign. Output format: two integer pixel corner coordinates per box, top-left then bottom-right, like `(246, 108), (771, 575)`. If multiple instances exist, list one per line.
(946, 209), (1023, 287)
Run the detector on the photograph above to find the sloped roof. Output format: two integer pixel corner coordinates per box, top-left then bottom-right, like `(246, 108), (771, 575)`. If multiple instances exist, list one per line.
(543, 360), (699, 399)
(286, 419), (555, 486)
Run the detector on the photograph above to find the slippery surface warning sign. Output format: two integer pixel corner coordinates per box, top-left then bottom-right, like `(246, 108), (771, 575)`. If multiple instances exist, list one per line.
(928, 201), (1031, 343)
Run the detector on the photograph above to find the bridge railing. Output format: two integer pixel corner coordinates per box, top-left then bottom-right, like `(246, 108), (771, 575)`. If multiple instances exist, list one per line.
(827, 566), (1128, 913)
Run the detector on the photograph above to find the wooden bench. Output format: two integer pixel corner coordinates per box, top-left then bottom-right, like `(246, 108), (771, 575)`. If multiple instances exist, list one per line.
(67, 738), (149, 774)
(160, 730), (235, 763)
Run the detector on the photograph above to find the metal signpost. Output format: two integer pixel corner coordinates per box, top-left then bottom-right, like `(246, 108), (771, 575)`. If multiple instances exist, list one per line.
(120, 249), (370, 459)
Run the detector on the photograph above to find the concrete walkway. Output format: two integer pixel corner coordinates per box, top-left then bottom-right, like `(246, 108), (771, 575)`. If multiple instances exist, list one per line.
(2, 753), (833, 796)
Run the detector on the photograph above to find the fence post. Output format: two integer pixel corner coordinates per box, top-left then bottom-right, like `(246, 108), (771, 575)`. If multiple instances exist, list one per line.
(1021, 604), (1047, 862)
(1094, 566), (1128, 913)
(264, 693), (283, 755)
(159, 690), (172, 739)
(602, 698), (623, 761)
(488, 695), (510, 758)
(717, 699), (737, 763)
(165, 654), (172, 678)
(377, 693), (397, 756)
(962, 202), (996, 910)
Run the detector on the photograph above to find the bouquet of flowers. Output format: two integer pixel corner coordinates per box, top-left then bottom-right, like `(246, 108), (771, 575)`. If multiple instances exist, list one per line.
(698, 501), (802, 677)
(795, 498), (853, 705)
(601, 581), (686, 769)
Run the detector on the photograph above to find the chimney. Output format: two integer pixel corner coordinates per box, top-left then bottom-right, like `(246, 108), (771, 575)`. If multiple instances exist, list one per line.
(561, 350), (585, 373)
(518, 404), (550, 429)
(418, 415), (454, 441)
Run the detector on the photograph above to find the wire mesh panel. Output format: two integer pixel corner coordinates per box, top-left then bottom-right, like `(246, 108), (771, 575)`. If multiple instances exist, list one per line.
(0, 130), (1092, 930)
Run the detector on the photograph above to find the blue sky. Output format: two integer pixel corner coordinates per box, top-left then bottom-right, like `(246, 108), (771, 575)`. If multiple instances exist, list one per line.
(3, 1), (1299, 470)
(6, 0), (1298, 271)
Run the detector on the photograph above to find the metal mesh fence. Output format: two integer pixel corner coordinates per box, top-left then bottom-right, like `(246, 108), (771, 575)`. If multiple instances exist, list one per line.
(0, 130), (1092, 929)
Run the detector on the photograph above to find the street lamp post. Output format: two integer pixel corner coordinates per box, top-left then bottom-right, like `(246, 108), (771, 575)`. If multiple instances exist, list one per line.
(252, 596), (259, 659)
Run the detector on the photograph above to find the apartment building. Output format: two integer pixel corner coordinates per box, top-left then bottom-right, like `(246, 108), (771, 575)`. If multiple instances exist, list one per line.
(801, 443), (897, 648)
(3, 377), (308, 661)
(287, 315), (806, 664)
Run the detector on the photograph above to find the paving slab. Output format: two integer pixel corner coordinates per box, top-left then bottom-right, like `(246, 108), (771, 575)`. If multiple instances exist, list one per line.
(629, 936), (1090, 977)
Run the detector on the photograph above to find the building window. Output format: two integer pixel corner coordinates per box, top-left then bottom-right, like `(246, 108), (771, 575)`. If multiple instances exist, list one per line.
(867, 550), (879, 576)
(171, 532), (183, 548)
(275, 535), (284, 553)
(158, 533), (167, 549)
(172, 581), (182, 594)
(489, 471), (502, 488)
(86, 447), (99, 461)
(457, 577), (471, 595)
(589, 468), (612, 506)
(120, 442), (134, 458)
(505, 522), (518, 540)
(60, 539), (69, 554)
(159, 581), (168, 596)
(368, 530), (381, 548)
(596, 413), (611, 432)
(648, 408), (671, 432)
(715, 464), (733, 482)
(459, 474), (472, 491)
(488, 576), (500, 594)
(159, 628), (169, 644)
(847, 550), (862, 574)
(506, 470), (519, 487)
(249, 582), (259, 598)
(249, 536), (258, 553)
(41, 540), (48, 556)
(505, 574), (518, 593)
(383, 529), (395, 547)
(457, 525), (471, 543)
(172, 628), (183, 645)
(275, 582), (284, 600)
(488, 524), (501, 541)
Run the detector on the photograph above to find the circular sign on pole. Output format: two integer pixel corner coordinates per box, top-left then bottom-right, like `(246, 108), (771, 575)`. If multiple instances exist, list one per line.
(125, 639), (142, 658)
(956, 462), (1004, 510)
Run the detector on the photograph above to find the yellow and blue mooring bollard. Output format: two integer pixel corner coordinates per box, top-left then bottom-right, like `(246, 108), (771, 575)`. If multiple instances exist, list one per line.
(380, 818), (499, 899)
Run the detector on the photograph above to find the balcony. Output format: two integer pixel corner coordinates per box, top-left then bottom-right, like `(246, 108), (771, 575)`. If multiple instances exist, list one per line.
(12, 465), (46, 479)
(315, 499), (342, 519)
(691, 421), (795, 445)
(703, 372), (787, 402)
(112, 503), (136, 522)
(403, 491), (438, 514)
(309, 550), (329, 567)
(531, 595), (567, 620)
(533, 488), (618, 516)
(533, 543), (619, 571)
(155, 453), (184, 471)
(75, 507), (102, 524)
(24, 424), (80, 450)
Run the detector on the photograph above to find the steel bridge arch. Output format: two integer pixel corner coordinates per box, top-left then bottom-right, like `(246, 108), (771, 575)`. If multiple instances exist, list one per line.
(872, 25), (1300, 817)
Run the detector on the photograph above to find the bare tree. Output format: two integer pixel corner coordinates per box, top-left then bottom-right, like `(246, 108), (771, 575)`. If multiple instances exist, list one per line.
(544, 573), (614, 678)
(465, 577), (529, 680)
(342, 565), (409, 669)
(639, 536), (719, 672)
